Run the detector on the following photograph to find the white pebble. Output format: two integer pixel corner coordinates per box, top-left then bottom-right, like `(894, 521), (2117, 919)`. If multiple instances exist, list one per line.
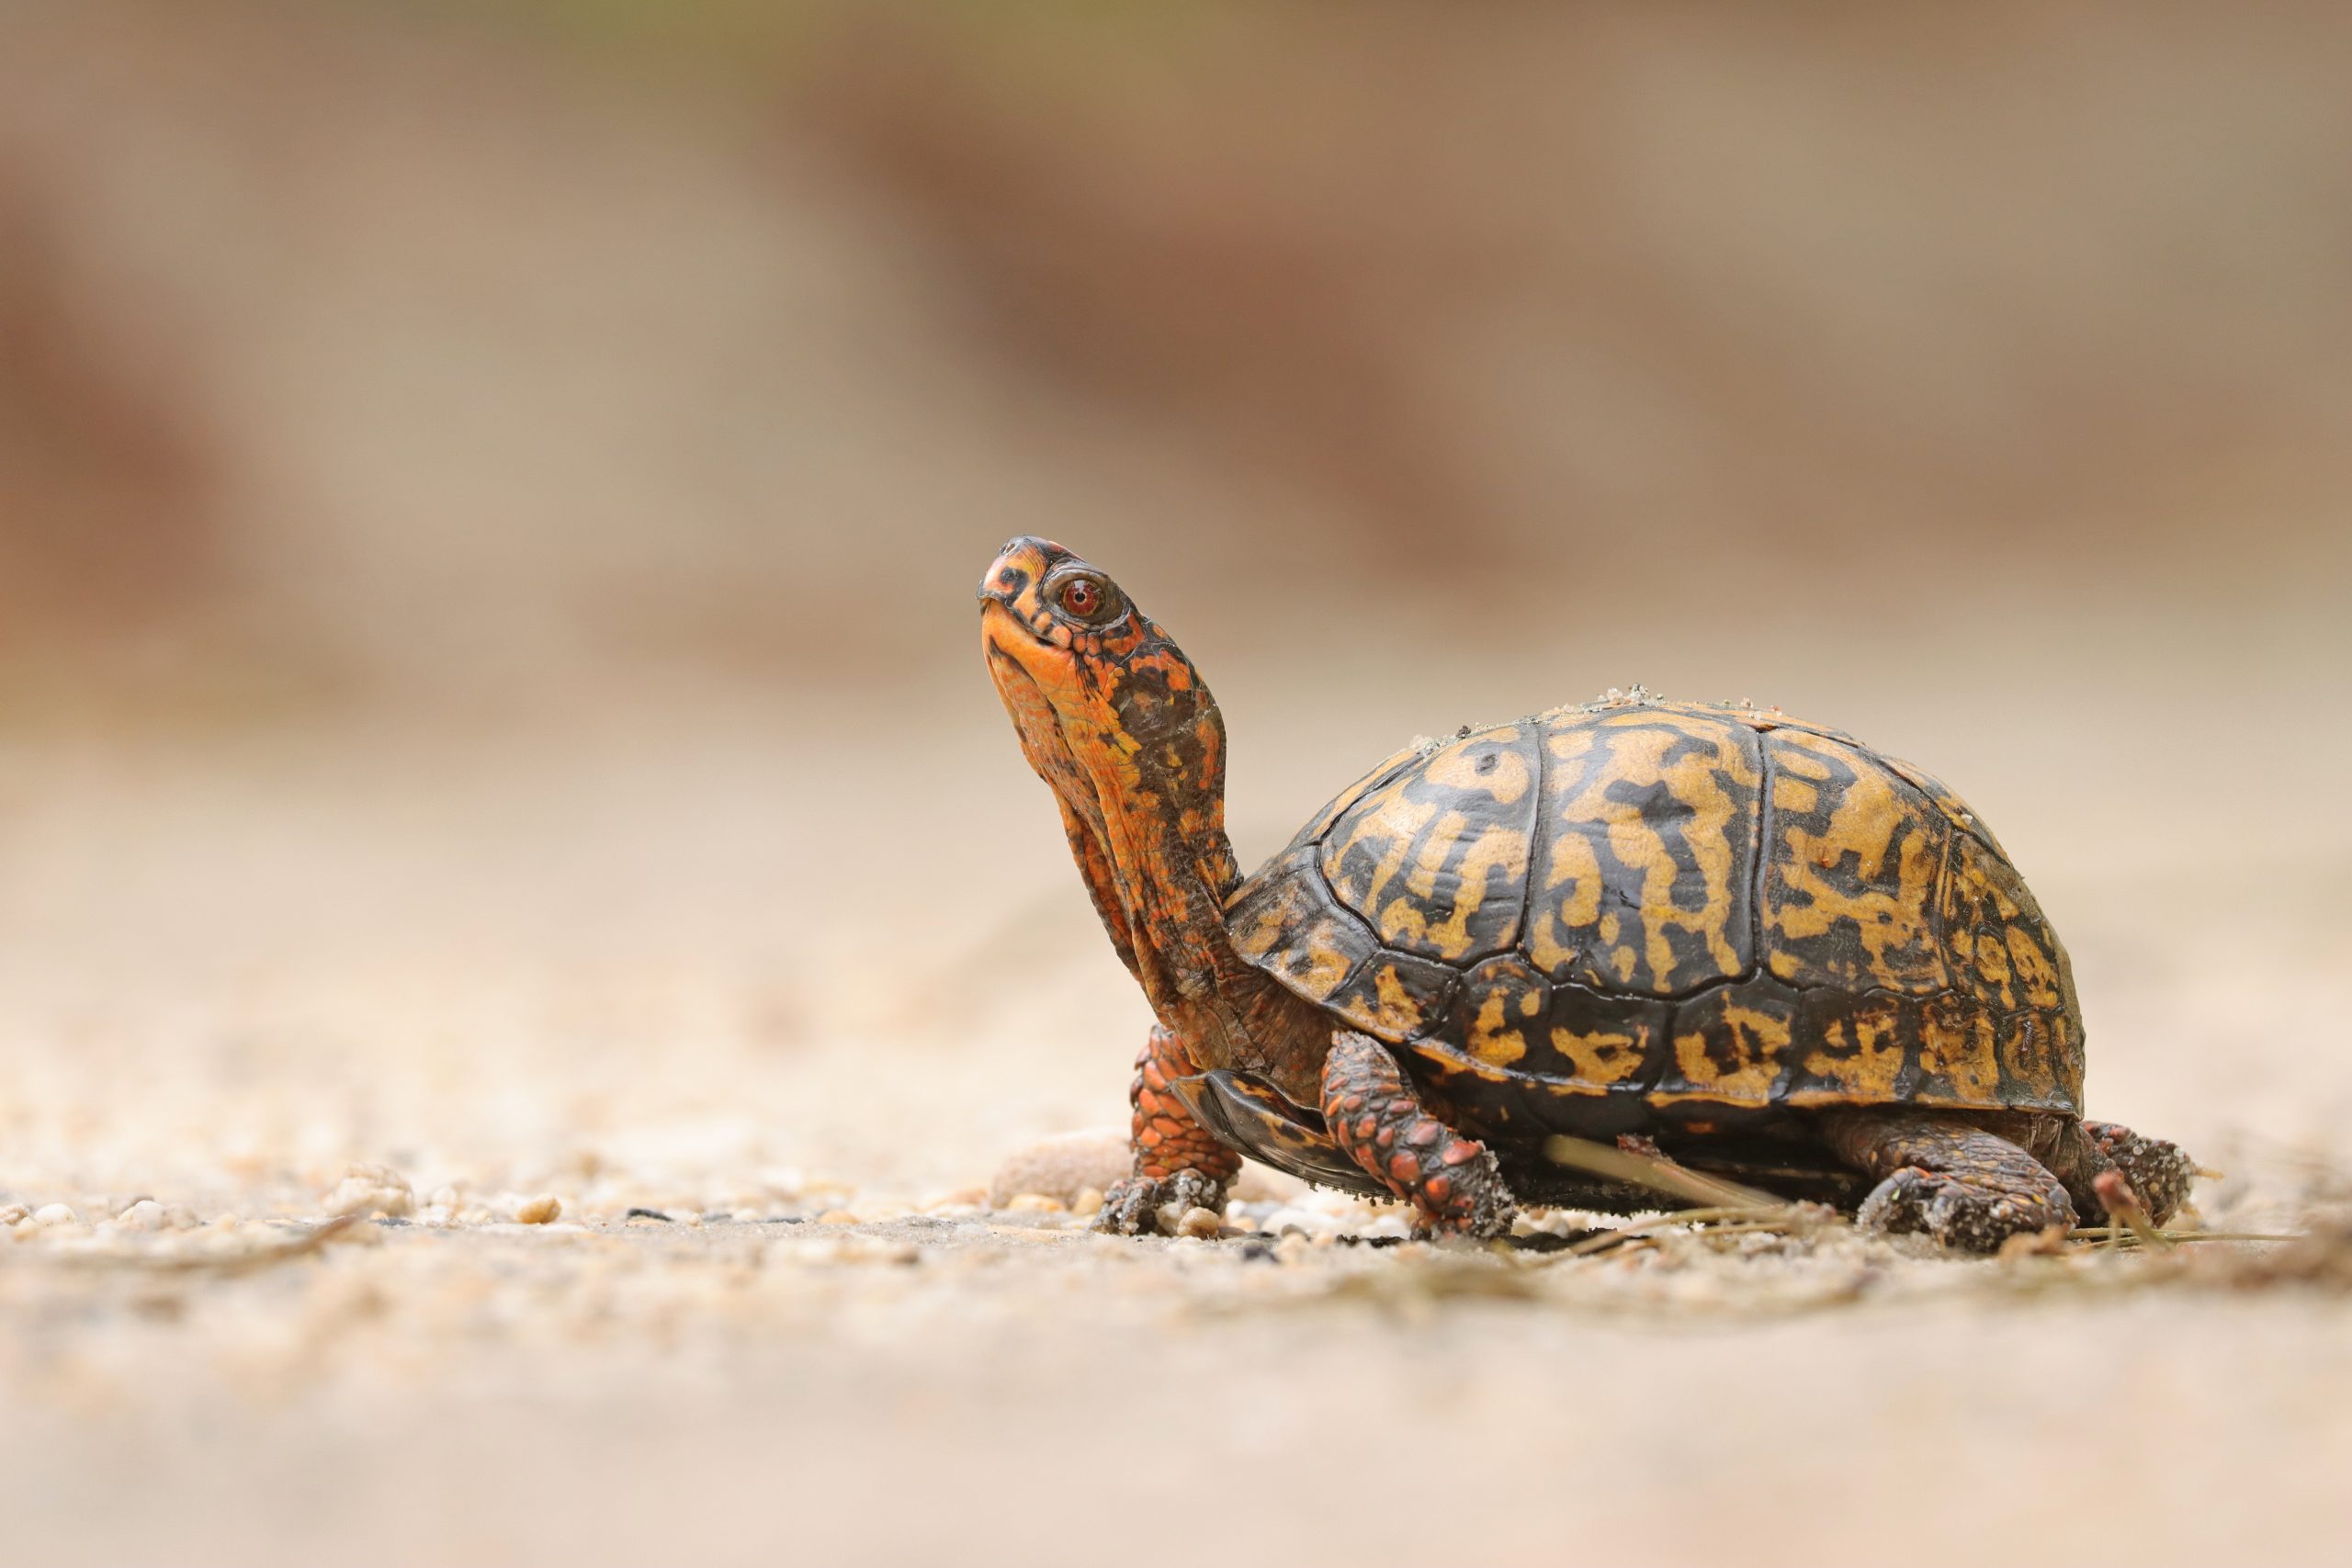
(1261, 1207), (1335, 1237)
(1174, 1206), (1224, 1239)
(0, 1204), (28, 1227)
(115, 1200), (168, 1232)
(32, 1203), (80, 1227)
(324, 1164), (414, 1219)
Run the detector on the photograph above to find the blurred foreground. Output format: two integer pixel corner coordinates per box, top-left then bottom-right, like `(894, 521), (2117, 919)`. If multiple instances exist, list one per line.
(4, 3), (2352, 1565)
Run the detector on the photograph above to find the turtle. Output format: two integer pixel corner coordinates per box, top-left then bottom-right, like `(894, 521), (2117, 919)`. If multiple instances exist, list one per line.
(978, 536), (2195, 1250)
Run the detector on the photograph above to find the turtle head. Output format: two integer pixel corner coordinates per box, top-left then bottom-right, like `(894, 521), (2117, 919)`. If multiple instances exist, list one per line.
(979, 537), (1240, 1000)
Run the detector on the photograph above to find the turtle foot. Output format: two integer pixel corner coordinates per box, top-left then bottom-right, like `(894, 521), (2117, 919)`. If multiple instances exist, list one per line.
(2080, 1121), (2194, 1227)
(1858, 1165), (2075, 1252)
(1092, 1170), (1228, 1236)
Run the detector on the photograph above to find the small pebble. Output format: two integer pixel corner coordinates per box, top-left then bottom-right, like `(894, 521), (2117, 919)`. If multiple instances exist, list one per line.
(1069, 1188), (1105, 1217)
(1261, 1207), (1334, 1238)
(1005, 1192), (1066, 1214)
(325, 1164), (415, 1220)
(116, 1200), (168, 1232)
(512, 1194), (562, 1225)
(32, 1203), (80, 1227)
(0, 1204), (28, 1227)
(1175, 1206), (1223, 1239)
(818, 1210), (862, 1226)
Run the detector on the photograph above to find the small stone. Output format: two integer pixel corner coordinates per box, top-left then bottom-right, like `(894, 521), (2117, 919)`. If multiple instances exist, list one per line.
(32, 1203), (79, 1227)
(1273, 1232), (1312, 1263)
(512, 1194), (561, 1225)
(922, 1188), (989, 1212)
(1175, 1206), (1224, 1239)
(0, 1204), (28, 1226)
(1069, 1187), (1105, 1217)
(818, 1210), (862, 1226)
(729, 1207), (761, 1224)
(1004, 1192), (1067, 1213)
(324, 1164), (414, 1220)
(116, 1200), (168, 1232)
(986, 1129), (1129, 1208)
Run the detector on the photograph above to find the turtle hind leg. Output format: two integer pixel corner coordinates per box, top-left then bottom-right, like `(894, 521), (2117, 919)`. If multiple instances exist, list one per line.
(1819, 1108), (2075, 1252)
(2042, 1118), (2197, 1228)
(1096, 1025), (1243, 1236)
(1321, 1031), (1515, 1240)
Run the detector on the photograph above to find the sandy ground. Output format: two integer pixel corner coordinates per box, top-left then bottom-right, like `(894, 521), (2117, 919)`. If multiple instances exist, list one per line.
(5, 6), (2352, 1563)
(4, 694), (2350, 1568)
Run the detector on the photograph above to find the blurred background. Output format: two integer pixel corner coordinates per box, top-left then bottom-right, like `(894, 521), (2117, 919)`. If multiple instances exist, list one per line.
(5, 3), (2351, 1563)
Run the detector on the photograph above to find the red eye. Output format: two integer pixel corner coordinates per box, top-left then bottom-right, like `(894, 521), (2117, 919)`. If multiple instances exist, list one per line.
(1058, 578), (1106, 618)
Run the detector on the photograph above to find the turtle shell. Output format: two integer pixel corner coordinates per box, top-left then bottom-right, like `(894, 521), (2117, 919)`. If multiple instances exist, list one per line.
(1225, 696), (2082, 1141)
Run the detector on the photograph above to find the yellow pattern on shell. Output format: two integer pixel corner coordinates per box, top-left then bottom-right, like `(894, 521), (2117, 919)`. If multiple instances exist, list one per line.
(1235, 696), (2084, 1117)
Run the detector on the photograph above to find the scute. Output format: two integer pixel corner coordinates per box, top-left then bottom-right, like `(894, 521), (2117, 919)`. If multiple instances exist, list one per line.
(1229, 696), (2084, 1122)
(1524, 706), (1761, 995)
(1758, 727), (1951, 995)
(1317, 725), (1539, 966)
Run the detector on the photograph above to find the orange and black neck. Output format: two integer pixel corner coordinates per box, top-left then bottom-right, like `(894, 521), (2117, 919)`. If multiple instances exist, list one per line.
(979, 537), (1324, 1089)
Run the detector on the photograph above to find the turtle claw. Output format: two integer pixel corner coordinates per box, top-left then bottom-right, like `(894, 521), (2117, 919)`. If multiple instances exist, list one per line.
(1092, 1170), (1228, 1236)
(1858, 1165), (2076, 1253)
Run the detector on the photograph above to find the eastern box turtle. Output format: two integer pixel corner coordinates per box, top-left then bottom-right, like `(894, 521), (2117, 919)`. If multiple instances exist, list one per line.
(979, 537), (2193, 1250)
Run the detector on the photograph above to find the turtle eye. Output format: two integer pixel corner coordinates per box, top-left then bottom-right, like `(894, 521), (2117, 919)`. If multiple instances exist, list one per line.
(1057, 576), (1114, 621)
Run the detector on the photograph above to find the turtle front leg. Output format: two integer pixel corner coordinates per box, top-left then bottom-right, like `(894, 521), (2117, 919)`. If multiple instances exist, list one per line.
(1820, 1108), (2075, 1251)
(1096, 1026), (1242, 1235)
(1321, 1031), (1515, 1240)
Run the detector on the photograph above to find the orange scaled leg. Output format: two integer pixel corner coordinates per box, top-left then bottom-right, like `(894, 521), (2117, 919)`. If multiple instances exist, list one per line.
(1322, 1032), (1515, 1239)
(1095, 1026), (1241, 1235)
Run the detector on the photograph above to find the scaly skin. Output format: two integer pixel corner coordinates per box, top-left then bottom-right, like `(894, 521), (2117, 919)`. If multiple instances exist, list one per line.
(2043, 1117), (2195, 1227)
(1822, 1108), (2076, 1251)
(1321, 1032), (1513, 1240)
(978, 537), (2198, 1253)
(1095, 1026), (1240, 1235)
